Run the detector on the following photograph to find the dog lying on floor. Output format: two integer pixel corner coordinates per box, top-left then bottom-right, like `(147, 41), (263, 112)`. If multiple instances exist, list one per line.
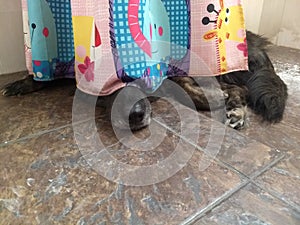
(1, 31), (288, 131)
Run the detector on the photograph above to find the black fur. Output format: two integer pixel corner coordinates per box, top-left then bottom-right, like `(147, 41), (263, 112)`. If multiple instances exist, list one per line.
(1, 31), (288, 130)
(219, 31), (288, 122)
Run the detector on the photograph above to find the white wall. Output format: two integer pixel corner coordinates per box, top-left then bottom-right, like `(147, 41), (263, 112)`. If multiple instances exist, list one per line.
(276, 0), (300, 49)
(0, 0), (26, 75)
(243, 0), (265, 34)
(243, 0), (300, 49)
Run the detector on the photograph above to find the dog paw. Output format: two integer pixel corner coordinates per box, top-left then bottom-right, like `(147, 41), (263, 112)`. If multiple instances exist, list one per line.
(1, 76), (45, 96)
(225, 106), (247, 129)
(1, 81), (19, 96)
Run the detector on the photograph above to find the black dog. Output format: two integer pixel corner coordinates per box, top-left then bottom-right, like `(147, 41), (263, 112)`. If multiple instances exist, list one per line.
(166, 31), (288, 129)
(1, 31), (288, 131)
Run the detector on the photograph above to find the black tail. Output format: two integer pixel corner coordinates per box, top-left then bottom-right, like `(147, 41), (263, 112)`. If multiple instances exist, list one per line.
(246, 68), (287, 122)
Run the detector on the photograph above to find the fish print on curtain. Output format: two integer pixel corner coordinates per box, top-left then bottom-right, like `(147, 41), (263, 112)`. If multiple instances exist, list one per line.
(22, 0), (75, 81)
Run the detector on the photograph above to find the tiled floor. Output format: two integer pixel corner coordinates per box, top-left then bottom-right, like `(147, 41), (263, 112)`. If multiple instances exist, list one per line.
(0, 46), (299, 225)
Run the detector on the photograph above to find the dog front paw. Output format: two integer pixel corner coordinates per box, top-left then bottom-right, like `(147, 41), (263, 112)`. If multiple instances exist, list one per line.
(1, 75), (45, 96)
(221, 84), (248, 129)
(225, 106), (247, 129)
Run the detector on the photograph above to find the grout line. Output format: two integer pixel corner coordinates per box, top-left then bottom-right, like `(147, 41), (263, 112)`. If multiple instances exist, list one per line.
(250, 181), (300, 212)
(152, 117), (281, 180)
(152, 117), (206, 153)
(217, 151), (286, 187)
(248, 152), (300, 212)
(153, 117), (288, 184)
(180, 154), (288, 224)
(281, 121), (300, 132)
(153, 117), (256, 224)
(0, 118), (96, 147)
(179, 180), (250, 225)
(152, 117), (231, 161)
(248, 153), (286, 180)
(153, 115), (289, 180)
(0, 124), (73, 147)
(215, 160), (250, 178)
(152, 118), (243, 176)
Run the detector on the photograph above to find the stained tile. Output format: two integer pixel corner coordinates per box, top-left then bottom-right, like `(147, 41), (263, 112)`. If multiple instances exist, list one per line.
(0, 118), (244, 224)
(0, 71), (27, 86)
(254, 150), (300, 208)
(282, 96), (300, 129)
(269, 45), (300, 130)
(0, 86), (73, 143)
(0, 77), (109, 144)
(0, 126), (118, 224)
(1, 45), (300, 225)
(269, 46), (300, 66)
(151, 99), (282, 177)
(240, 119), (300, 152)
(192, 184), (300, 225)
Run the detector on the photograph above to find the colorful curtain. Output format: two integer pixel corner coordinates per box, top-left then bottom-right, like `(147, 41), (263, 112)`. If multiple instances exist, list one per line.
(21, 0), (248, 95)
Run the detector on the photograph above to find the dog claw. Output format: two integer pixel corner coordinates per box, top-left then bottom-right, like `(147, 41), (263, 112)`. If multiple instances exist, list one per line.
(225, 118), (244, 129)
(224, 106), (247, 129)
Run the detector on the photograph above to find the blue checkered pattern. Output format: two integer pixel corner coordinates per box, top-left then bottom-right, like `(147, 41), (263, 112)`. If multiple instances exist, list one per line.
(163, 0), (188, 59)
(113, 0), (189, 79)
(48, 0), (74, 62)
(113, 1), (147, 78)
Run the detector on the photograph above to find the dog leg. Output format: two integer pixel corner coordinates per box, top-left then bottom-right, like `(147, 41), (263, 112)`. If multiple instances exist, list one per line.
(167, 76), (226, 110)
(168, 77), (248, 129)
(220, 83), (248, 129)
(1, 75), (47, 96)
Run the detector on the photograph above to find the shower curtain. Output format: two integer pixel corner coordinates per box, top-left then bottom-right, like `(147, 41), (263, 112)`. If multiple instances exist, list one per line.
(21, 0), (248, 95)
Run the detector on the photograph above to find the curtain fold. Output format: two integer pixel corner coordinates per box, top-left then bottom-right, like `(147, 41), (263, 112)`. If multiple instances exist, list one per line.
(21, 0), (248, 95)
